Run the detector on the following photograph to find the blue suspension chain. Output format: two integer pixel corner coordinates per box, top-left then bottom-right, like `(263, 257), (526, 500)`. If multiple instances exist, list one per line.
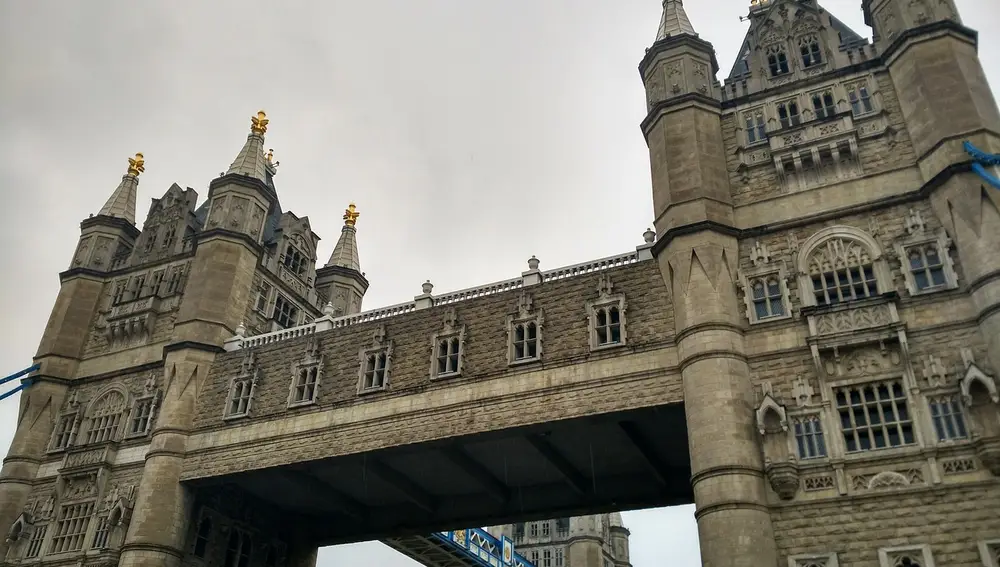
(964, 140), (1000, 190)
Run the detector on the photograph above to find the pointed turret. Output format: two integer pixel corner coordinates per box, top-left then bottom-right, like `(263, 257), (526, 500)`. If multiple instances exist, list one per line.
(325, 203), (362, 272)
(98, 152), (143, 224)
(655, 0), (696, 40)
(316, 203), (370, 318)
(70, 154), (144, 271)
(225, 111), (270, 183)
(201, 110), (278, 244)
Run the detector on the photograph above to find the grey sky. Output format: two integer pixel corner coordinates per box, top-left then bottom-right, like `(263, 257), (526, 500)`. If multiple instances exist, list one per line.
(1, 1), (997, 566)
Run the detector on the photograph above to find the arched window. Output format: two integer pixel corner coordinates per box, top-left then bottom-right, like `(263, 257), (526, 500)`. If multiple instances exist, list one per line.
(85, 390), (128, 444)
(798, 228), (886, 307)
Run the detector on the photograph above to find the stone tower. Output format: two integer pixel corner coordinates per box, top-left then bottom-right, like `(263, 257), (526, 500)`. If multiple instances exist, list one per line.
(487, 514), (631, 567)
(640, 0), (778, 564)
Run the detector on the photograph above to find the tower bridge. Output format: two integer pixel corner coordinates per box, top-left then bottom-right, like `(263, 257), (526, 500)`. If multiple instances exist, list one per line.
(2, 1), (1000, 567)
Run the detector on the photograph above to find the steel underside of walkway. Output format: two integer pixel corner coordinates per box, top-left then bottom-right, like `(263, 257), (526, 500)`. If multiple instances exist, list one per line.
(384, 528), (534, 567)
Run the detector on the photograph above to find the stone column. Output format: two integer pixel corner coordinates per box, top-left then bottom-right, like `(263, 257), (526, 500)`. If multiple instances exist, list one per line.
(658, 232), (777, 567)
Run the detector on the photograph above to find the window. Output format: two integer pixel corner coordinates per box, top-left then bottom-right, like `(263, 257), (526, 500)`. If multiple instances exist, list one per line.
(513, 523), (525, 542)
(531, 551), (539, 565)
(789, 553), (840, 567)
(511, 321), (539, 362)
(750, 276), (785, 319)
(744, 110), (767, 144)
(595, 306), (622, 346)
(193, 516), (212, 558)
(112, 280), (128, 305)
(793, 415), (827, 459)
(25, 524), (47, 558)
(800, 37), (823, 68)
(929, 396), (967, 441)
(768, 48), (790, 76)
(877, 545), (934, 567)
(255, 282), (272, 312)
(226, 376), (255, 418)
(555, 548), (565, 567)
(906, 245), (947, 291)
(847, 82), (874, 116)
(812, 91), (836, 120)
(91, 516), (110, 549)
(556, 518), (570, 537)
(132, 274), (147, 300)
(51, 413), (76, 450)
(542, 522), (550, 537)
(128, 396), (155, 436)
(361, 351), (389, 391)
(777, 100), (801, 128)
(224, 529), (253, 567)
(978, 540), (1000, 567)
(273, 295), (299, 329)
(543, 549), (552, 567)
(836, 380), (915, 452)
(432, 333), (463, 379)
(86, 390), (127, 444)
(49, 502), (94, 554)
(143, 234), (156, 253)
(162, 226), (176, 249)
(166, 266), (184, 295)
(149, 270), (165, 298)
(283, 245), (306, 276)
(530, 523), (539, 537)
(290, 365), (319, 405)
(807, 239), (879, 305)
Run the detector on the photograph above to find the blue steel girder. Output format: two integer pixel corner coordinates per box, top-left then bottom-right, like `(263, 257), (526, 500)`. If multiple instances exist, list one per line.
(383, 528), (535, 567)
(0, 364), (40, 403)
(964, 140), (1000, 190)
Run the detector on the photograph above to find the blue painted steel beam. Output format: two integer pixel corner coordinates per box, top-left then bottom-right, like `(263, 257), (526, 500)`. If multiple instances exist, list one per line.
(0, 363), (40, 403)
(964, 140), (1000, 190)
(432, 528), (535, 567)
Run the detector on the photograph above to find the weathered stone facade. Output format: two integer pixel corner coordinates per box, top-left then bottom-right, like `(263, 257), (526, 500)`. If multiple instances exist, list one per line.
(487, 514), (631, 567)
(1, 1), (999, 567)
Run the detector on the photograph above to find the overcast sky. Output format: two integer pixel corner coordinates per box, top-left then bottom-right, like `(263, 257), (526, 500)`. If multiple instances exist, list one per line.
(1, 1), (997, 566)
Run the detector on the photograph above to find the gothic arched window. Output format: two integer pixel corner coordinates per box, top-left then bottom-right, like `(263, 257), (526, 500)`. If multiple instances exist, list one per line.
(85, 389), (128, 444)
(798, 228), (887, 307)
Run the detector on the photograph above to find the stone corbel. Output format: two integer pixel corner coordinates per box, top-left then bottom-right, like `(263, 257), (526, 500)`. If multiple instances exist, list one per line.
(764, 456), (800, 500)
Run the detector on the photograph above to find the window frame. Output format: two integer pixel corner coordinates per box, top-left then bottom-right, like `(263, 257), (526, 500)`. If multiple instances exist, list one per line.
(125, 395), (157, 439)
(358, 326), (393, 395)
(743, 107), (768, 146)
(507, 295), (544, 366)
(978, 539), (1000, 567)
(586, 289), (628, 352)
(430, 330), (465, 381)
(738, 261), (792, 324)
(795, 227), (891, 309)
(223, 352), (259, 420)
(288, 362), (322, 408)
(788, 412), (829, 461)
(893, 228), (959, 297)
(877, 544), (935, 567)
(788, 553), (840, 567)
(49, 412), (78, 453)
(845, 79), (877, 117)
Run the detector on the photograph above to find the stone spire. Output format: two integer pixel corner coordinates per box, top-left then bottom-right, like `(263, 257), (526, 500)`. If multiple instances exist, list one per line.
(225, 110), (270, 182)
(656, 0), (697, 40)
(325, 203), (362, 271)
(98, 153), (144, 224)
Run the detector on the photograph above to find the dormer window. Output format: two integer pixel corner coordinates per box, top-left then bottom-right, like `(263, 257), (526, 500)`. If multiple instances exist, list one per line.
(777, 100), (801, 128)
(273, 295), (298, 328)
(800, 37), (823, 68)
(282, 245), (306, 276)
(767, 48), (790, 77)
(811, 91), (836, 120)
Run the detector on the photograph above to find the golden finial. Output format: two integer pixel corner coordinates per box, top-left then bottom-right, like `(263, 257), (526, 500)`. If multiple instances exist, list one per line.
(343, 203), (360, 227)
(127, 153), (145, 177)
(250, 110), (269, 136)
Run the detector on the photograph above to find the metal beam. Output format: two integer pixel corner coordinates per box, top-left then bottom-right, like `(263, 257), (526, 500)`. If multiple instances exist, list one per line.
(617, 421), (670, 486)
(367, 459), (437, 513)
(279, 470), (367, 521)
(441, 446), (510, 504)
(525, 434), (589, 495)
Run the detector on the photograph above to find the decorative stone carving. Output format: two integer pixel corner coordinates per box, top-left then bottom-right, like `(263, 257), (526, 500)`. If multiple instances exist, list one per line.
(922, 355), (948, 388)
(755, 384), (788, 435)
(750, 241), (770, 267)
(792, 376), (815, 407)
(974, 438), (1000, 476)
(814, 304), (892, 335)
(960, 362), (999, 406)
(765, 457), (800, 500)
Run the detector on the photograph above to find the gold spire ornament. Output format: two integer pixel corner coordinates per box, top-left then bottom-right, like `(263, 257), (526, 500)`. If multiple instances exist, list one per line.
(127, 153), (145, 176)
(343, 203), (360, 227)
(250, 110), (269, 135)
